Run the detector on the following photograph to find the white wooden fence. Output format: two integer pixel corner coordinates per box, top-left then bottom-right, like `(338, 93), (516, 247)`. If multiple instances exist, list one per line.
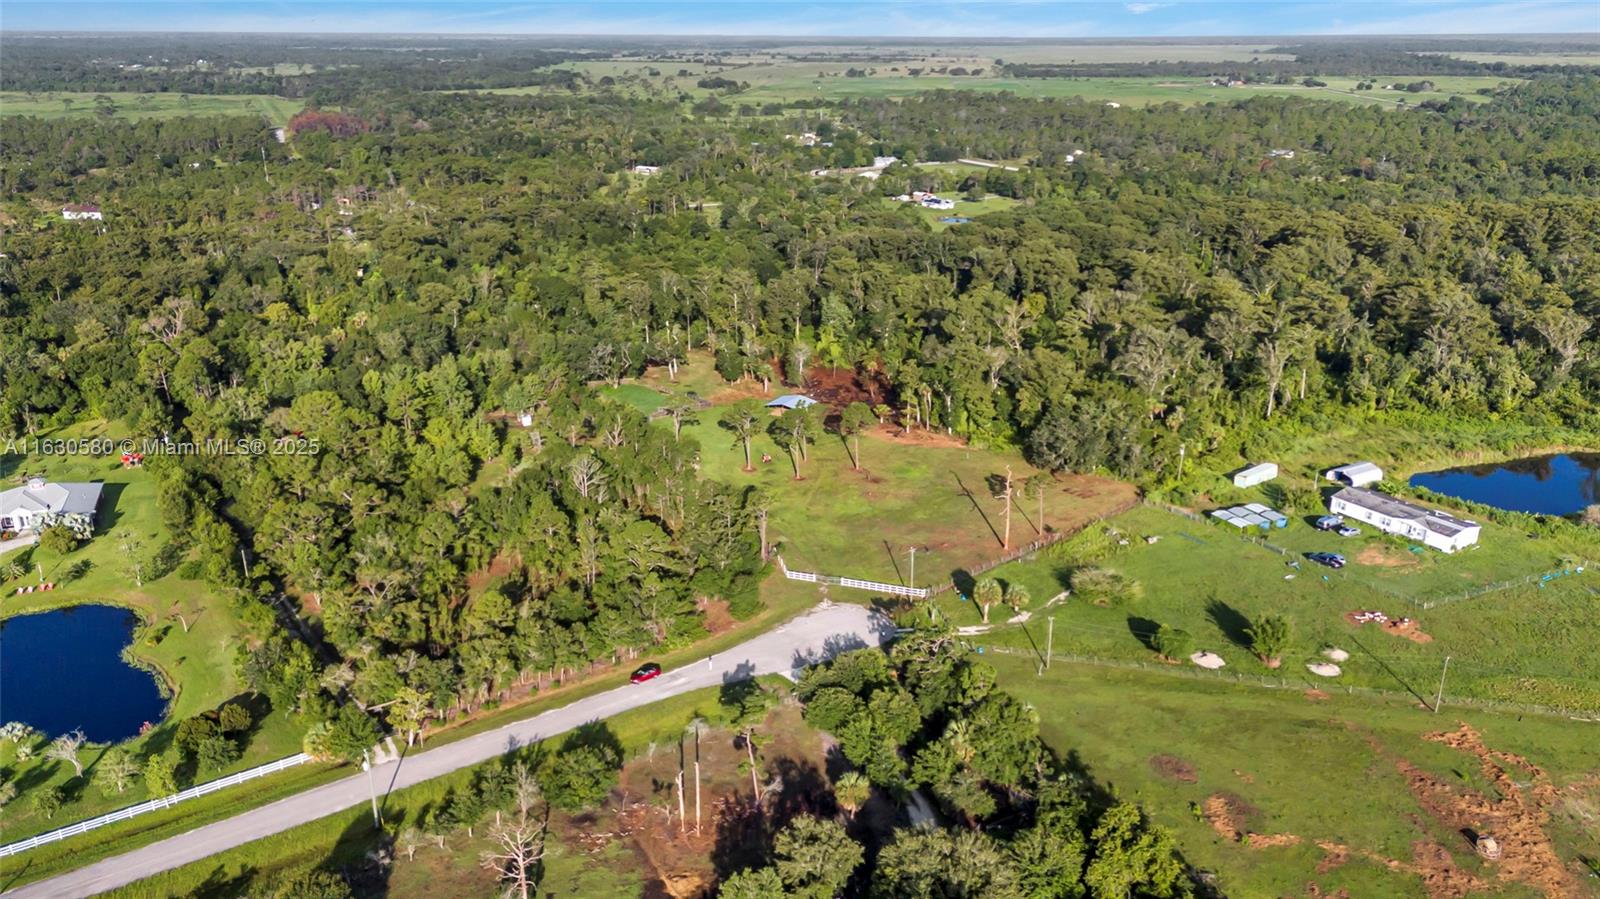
(0, 752), (313, 858)
(776, 556), (929, 598)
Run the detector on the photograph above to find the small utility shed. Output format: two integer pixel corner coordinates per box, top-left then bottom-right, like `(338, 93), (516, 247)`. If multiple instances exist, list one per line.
(1325, 461), (1384, 487)
(766, 395), (817, 410)
(1232, 462), (1278, 488)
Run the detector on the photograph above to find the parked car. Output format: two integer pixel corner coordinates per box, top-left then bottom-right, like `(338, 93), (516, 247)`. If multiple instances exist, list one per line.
(1314, 515), (1344, 531)
(630, 663), (663, 684)
(1336, 525), (1361, 537)
(1307, 551), (1346, 569)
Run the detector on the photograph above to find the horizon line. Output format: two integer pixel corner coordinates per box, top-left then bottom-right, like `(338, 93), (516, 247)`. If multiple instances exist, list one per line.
(5, 29), (1597, 39)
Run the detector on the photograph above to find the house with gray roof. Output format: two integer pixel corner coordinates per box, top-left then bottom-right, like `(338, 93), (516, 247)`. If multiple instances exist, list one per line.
(1328, 487), (1479, 553)
(0, 478), (104, 533)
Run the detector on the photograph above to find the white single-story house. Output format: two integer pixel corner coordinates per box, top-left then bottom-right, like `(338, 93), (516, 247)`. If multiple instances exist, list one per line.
(62, 204), (103, 221)
(871, 155), (899, 169)
(0, 479), (104, 532)
(1325, 461), (1384, 487)
(766, 395), (817, 410)
(920, 197), (956, 210)
(1268, 149), (1296, 159)
(1329, 487), (1479, 553)
(1232, 462), (1279, 488)
(631, 165), (661, 175)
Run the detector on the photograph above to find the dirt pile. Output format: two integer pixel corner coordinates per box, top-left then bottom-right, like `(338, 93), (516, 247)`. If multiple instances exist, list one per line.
(1398, 723), (1581, 899)
(1149, 754), (1198, 783)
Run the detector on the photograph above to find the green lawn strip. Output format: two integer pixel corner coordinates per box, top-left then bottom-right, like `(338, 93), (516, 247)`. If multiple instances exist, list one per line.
(991, 653), (1598, 898)
(0, 761), (346, 888)
(947, 502), (1599, 711)
(97, 683), (764, 899)
(0, 92), (305, 126)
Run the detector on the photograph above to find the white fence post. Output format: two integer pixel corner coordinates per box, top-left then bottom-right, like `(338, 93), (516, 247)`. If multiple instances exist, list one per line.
(0, 752), (315, 858)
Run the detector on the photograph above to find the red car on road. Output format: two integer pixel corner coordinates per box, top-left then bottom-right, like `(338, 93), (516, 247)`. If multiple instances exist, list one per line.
(630, 663), (663, 684)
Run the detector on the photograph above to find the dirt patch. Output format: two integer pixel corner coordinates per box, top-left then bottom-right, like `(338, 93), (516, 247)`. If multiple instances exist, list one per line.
(1305, 689), (1331, 701)
(1343, 609), (1433, 643)
(705, 378), (772, 406)
(1315, 840), (1351, 873)
(697, 597), (736, 636)
(1357, 544), (1422, 568)
(799, 364), (889, 409)
(1246, 832), (1303, 848)
(464, 551), (520, 593)
(1149, 754), (1198, 783)
(1397, 723), (1580, 899)
(1203, 792), (1260, 841)
(877, 423), (969, 449)
(1303, 884), (1351, 899)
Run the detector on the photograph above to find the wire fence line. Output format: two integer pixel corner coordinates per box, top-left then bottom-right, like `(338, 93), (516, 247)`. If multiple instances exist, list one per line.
(982, 645), (1600, 721)
(926, 495), (1143, 597)
(0, 752), (314, 858)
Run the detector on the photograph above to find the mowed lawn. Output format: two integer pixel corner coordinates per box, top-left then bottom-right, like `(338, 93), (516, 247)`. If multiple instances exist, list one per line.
(0, 423), (305, 843)
(956, 501), (1600, 712)
(0, 92), (304, 126)
(993, 654), (1600, 899)
(881, 194), (1023, 230)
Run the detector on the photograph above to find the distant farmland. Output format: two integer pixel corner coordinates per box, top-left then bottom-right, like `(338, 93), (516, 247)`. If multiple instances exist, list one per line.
(0, 91), (303, 126)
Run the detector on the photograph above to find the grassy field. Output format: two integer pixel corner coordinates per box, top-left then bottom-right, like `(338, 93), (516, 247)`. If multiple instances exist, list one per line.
(880, 194), (1023, 230)
(1443, 52), (1600, 66)
(942, 415), (1600, 713)
(953, 500), (1599, 711)
(994, 653), (1600, 899)
(0, 92), (303, 126)
(490, 55), (1517, 109)
(624, 354), (1138, 592)
(1, 424), (307, 844)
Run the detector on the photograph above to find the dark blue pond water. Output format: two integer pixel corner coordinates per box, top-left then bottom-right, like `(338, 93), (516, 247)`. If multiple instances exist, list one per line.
(0, 605), (167, 742)
(1410, 453), (1600, 516)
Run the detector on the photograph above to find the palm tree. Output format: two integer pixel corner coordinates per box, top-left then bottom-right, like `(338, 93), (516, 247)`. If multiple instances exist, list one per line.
(974, 578), (1003, 624)
(834, 771), (871, 822)
(1005, 583), (1031, 617)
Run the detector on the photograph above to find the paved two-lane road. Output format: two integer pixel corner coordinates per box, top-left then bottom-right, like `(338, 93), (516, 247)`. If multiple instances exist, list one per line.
(5, 603), (894, 899)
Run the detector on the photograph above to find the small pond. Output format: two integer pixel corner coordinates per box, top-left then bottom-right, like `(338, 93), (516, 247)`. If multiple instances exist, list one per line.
(0, 604), (168, 743)
(1409, 452), (1600, 516)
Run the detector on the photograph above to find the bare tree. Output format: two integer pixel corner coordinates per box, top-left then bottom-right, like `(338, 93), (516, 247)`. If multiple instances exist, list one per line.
(481, 764), (548, 899)
(46, 729), (86, 777)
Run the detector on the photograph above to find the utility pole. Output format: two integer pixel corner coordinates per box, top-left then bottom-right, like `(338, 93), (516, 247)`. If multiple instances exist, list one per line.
(1433, 655), (1451, 713)
(1178, 442), (1187, 480)
(1046, 616), (1055, 670)
(240, 548), (250, 580)
(907, 545), (919, 591)
(693, 725), (702, 834)
(1002, 465), (1014, 550)
(361, 749), (382, 829)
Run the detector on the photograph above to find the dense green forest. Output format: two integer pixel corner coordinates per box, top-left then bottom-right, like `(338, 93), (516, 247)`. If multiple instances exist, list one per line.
(3, 61), (1598, 806)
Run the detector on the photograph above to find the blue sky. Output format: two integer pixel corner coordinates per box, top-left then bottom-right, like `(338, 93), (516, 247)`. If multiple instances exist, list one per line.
(3, 1), (1597, 36)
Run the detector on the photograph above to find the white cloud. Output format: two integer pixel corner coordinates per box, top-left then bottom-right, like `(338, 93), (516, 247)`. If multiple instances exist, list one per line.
(1124, 2), (1172, 12)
